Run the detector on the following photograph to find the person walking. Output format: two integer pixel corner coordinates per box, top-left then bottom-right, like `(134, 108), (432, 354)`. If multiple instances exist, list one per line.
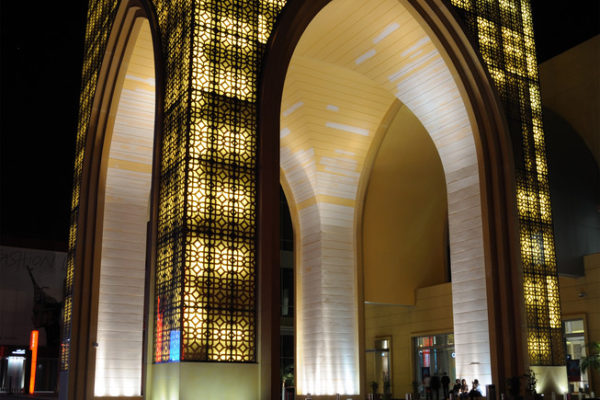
(424, 375), (432, 400)
(431, 375), (441, 400)
(441, 373), (450, 399)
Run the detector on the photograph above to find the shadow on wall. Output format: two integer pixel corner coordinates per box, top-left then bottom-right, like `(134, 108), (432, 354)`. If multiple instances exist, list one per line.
(544, 107), (600, 276)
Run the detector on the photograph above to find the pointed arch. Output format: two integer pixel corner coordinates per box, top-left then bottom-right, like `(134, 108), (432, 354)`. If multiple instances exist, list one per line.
(65, 0), (163, 398)
(259, 0), (524, 396)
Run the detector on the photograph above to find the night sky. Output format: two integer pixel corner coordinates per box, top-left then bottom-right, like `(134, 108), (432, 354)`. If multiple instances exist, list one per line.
(1, 1), (598, 252)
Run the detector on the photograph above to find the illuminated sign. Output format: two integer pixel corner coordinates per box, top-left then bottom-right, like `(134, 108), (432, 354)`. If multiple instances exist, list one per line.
(423, 349), (430, 367)
(169, 331), (180, 362)
(30, 330), (39, 394)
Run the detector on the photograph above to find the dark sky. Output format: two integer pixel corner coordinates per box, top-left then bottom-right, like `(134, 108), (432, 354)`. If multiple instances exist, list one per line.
(531, 0), (600, 63)
(1, 1), (88, 250)
(0, 1), (598, 252)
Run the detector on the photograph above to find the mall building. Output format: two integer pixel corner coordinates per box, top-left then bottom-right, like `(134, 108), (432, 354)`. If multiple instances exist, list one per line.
(59, 0), (599, 398)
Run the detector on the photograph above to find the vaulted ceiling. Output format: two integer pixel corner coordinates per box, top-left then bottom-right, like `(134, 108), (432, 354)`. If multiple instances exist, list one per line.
(280, 0), (474, 210)
(280, 0), (491, 393)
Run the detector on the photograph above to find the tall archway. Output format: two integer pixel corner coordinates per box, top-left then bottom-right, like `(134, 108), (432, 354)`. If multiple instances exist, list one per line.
(259, 0), (523, 397)
(62, 1), (162, 398)
(93, 17), (155, 398)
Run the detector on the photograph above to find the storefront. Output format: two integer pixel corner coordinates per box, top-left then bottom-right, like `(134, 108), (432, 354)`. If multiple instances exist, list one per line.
(0, 346), (29, 393)
(414, 334), (456, 391)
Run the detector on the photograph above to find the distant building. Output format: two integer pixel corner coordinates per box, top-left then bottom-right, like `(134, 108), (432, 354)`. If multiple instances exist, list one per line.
(0, 246), (65, 393)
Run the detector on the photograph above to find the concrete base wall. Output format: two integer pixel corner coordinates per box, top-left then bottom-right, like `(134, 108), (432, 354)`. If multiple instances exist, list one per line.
(530, 366), (568, 395)
(148, 362), (259, 400)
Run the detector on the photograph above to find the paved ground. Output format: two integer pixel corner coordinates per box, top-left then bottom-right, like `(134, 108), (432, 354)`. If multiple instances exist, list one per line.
(0, 394), (57, 400)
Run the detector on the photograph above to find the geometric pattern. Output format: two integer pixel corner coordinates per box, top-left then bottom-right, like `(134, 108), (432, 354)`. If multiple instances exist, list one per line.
(64, 0), (284, 368)
(66, 0), (286, 368)
(64, 0), (562, 379)
(168, 0), (285, 362)
(152, 0), (287, 362)
(449, 0), (565, 365)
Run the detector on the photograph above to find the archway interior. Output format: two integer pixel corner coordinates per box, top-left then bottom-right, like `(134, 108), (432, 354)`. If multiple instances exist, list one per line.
(362, 103), (451, 394)
(94, 18), (155, 397)
(280, 0), (491, 395)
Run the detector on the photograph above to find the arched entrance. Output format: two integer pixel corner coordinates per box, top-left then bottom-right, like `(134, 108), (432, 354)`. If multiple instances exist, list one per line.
(93, 16), (155, 398)
(259, 0), (523, 397)
(63, 1), (162, 398)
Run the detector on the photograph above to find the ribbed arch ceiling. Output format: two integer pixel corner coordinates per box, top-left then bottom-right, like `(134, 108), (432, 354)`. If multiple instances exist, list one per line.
(281, 57), (394, 206)
(281, 0), (492, 394)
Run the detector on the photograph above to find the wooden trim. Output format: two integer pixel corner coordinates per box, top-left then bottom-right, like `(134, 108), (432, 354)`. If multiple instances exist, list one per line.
(69, 0), (163, 398)
(409, 0), (525, 386)
(87, 15), (143, 400)
(259, 2), (331, 398)
(280, 171), (300, 398)
(141, 0), (165, 395)
(71, 5), (139, 398)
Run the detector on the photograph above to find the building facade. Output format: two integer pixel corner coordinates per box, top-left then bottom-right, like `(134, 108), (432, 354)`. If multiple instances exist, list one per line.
(62, 0), (569, 398)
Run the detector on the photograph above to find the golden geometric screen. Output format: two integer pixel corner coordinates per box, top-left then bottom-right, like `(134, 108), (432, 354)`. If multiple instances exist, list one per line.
(152, 0), (286, 362)
(65, 0), (562, 376)
(65, 0), (286, 369)
(449, 0), (565, 365)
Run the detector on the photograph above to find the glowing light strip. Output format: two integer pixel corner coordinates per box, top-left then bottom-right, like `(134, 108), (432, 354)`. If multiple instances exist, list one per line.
(283, 101), (304, 116)
(155, 297), (163, 362)
(373, 22), (399, 44)
(169, 331), (180, 362)
(29, 330), (38, 394)
(325, 122), (369, 136)
(355, 49), (376, 64)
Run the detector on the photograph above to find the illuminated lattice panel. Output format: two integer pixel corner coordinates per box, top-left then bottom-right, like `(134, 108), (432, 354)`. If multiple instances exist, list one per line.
(151, 0), (196, 364)
(62, 0), (118, 371)
(153, 109), (187, 363)
(447, 0), (564, 365)
(523, 272), (562, 365)
(184, 235), (256, 361)
(152, 0), (289, 363)
(154, 198), (184, 364)
(180, 0), (261, 362)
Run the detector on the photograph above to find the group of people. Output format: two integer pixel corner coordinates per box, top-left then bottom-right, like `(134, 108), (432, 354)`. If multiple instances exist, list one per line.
(423, 374), (483, 400)
(451, 378), (483, 399)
